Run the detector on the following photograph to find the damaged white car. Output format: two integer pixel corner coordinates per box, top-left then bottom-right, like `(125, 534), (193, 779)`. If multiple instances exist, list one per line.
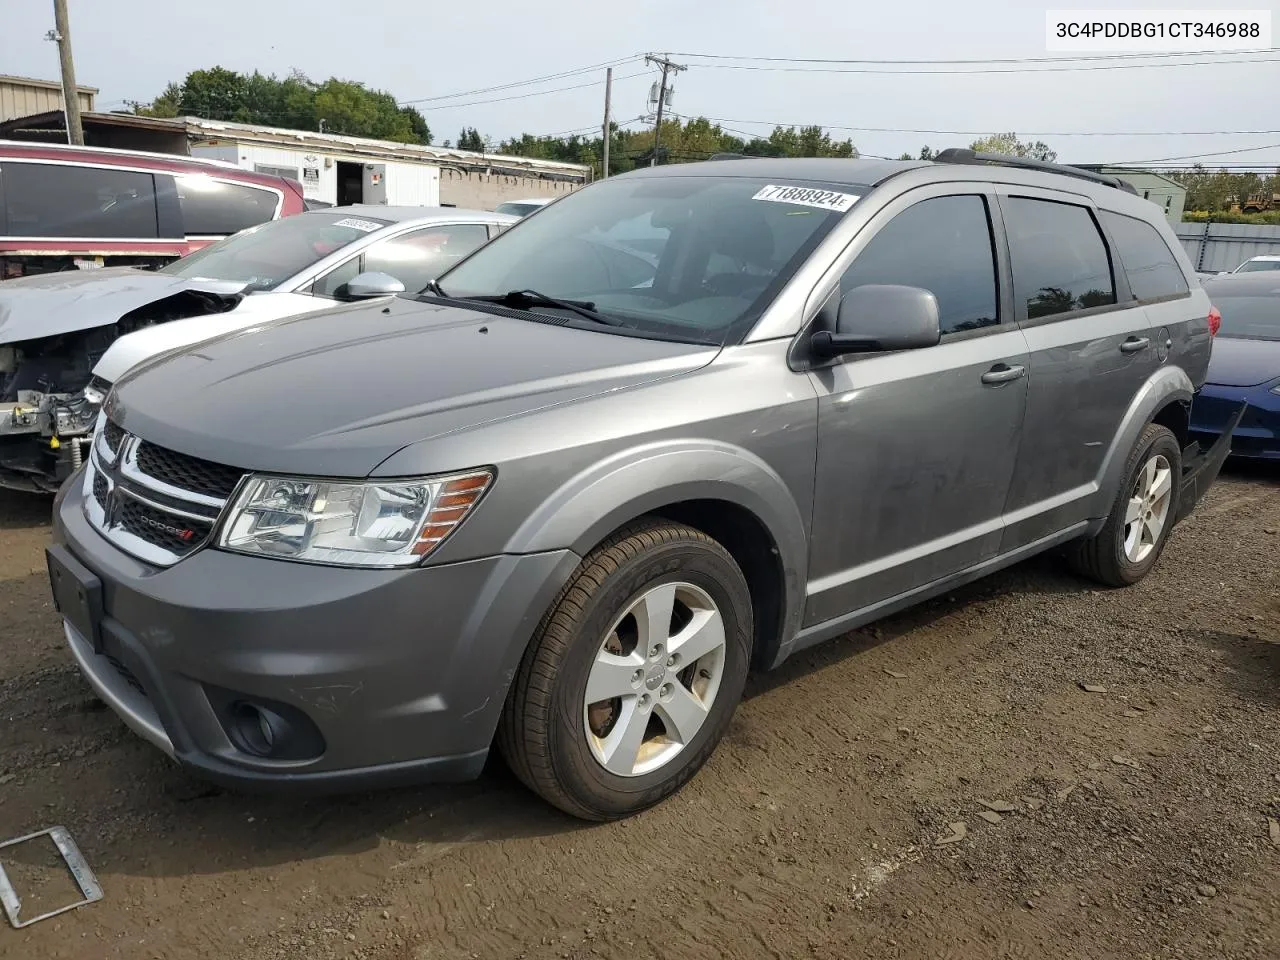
(0, 205), (514, 491)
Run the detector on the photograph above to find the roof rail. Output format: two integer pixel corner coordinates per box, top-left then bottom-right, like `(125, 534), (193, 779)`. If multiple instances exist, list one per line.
(933, 148), (1139, 195)
(708, 152), (746, 160)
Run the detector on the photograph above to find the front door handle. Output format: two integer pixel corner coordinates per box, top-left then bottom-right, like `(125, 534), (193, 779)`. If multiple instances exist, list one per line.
(1120, 336), (1150, 354)
(980, 363), (1026, 385)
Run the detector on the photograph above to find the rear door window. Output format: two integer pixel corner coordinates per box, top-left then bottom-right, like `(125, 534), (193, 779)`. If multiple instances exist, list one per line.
(175, 176), (281, 236)
(839, 194), (1000, 335)
(1, 162), (159, 238)
(1099, 210), (1189, 301)
(1002, 197), (1117, 320)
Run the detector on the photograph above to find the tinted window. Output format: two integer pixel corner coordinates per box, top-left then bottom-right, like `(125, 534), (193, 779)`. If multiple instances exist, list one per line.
(439, 176), (850, 344)
(1210, 294), (1280, 339)
(1100, 210), (1188, 301)
(839, 195), (999, 335)
(1004, 197), (1116, 319)
(161, 211), (390, 291)
(176, 175), (280, 235)
(2, 162), (158, 238)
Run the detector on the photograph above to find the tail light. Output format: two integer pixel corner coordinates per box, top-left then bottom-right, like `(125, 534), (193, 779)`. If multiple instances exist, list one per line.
(1207, 306), (1221, 337)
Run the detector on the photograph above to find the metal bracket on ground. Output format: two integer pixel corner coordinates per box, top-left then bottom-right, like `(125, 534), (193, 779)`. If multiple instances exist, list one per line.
(0, 826), (103, 929)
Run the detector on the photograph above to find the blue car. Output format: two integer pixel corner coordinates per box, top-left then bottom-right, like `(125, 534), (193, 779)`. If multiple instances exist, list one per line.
(1190, 272), (1280, 459)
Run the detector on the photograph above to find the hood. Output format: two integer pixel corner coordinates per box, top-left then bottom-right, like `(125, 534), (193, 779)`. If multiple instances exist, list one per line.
(92, 291), (333, 384)
(1204, 336), (1280, 387)
(0, 267), (248, 345)
(110, 297), (718, 477)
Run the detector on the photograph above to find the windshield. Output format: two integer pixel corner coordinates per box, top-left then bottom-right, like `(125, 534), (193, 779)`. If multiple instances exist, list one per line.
(160, 212), (391, 291)
(1213, 293), (1280, 339)
(435, 176), (858, 344)
(1235, 259), (1280, 273)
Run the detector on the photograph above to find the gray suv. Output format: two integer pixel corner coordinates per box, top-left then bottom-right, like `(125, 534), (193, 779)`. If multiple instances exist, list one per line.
(46, 152), (1238, 821)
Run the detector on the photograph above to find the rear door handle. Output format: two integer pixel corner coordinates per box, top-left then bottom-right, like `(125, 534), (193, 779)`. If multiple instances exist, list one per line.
(1119, 336), (1150, 354)
(981, 363), (1026, 385)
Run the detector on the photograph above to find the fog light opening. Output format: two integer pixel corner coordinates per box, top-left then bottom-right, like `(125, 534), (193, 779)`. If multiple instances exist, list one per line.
(230, 701), (285, 757)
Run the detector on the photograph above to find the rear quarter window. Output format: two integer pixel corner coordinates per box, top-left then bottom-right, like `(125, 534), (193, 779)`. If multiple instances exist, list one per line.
(1099, 210), (1189, 302)
(176, 176), (281, 236)
(1, 161), (159, 238)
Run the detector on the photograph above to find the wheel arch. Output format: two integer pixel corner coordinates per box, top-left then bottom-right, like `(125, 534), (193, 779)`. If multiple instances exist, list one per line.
(1088, 365), (1194, 521)
(503, 440), (809, 671)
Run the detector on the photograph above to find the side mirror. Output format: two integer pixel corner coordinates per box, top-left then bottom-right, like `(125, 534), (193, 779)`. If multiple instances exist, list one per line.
(811, 284), (942, 359)
(345, 271), (406, 299)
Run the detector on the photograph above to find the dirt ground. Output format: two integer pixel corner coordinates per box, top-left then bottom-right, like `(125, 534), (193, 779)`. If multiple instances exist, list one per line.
(0, 471), (1277, 960)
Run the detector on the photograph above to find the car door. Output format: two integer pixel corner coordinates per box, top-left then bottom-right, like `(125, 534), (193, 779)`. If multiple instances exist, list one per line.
(804, 186), (1030, 627)
(308, 223), (492, 299)
(995, 190), (1158, 550)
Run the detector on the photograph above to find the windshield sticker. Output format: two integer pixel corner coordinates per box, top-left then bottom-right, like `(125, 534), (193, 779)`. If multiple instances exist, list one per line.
(331, 217), (383, 232)
(751, 185), (859, 212)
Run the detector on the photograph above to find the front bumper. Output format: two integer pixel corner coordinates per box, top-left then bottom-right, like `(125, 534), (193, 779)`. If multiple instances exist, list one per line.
(50, 472), (580, 792)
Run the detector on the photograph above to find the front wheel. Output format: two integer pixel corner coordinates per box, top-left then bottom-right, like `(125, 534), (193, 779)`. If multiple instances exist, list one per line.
(497, 520), (753, 820)
(1070, 422), (1182, 587)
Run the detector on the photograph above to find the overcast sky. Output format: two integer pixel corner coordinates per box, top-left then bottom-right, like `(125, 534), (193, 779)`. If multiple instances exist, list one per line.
(3, 0), (1277, 167)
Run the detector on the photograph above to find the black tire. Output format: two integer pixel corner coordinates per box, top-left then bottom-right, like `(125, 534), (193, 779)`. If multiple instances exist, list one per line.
(496, 519), (753, 821)
(1069, 422), (1182, 587)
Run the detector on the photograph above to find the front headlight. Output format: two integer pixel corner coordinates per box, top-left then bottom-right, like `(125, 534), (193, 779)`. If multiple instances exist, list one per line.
(217, 469), (493, 567)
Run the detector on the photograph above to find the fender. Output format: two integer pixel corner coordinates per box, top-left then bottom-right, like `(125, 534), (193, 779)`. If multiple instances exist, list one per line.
(504, 438), (810, 651)
(1085, 364), (1194, 525)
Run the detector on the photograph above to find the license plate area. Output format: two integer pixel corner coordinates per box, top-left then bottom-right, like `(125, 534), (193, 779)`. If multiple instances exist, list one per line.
(45, 544), (104, 653)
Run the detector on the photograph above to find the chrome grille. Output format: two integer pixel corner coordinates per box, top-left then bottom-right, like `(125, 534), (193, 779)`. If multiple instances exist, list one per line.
(83, 416), (245, 567)
(103, 419), (125, 456)
(135, 443), (244, 501)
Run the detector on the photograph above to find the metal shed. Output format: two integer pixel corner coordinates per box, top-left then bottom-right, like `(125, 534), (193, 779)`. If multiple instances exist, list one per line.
(0, 74), (96, 123)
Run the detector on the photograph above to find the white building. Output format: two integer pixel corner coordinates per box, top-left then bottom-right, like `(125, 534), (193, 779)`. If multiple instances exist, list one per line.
(181, 118), (591, 210)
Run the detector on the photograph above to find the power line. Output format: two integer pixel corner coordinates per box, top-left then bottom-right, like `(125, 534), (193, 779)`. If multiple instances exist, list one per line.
(667, 49), (1274, 65)
(398, 56), (642, 105)
(681, 55), (1280, 75)
(690, 115), (1280, 138)
(1116, 143), (1280, 164)
(422, 71), (649, 112)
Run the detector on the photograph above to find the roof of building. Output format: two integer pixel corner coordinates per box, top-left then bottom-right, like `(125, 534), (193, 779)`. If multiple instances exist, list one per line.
(179, 116), (590, 178)
(0, 111), (591, 180)
(0, 74), (98, 94)
(1074, 165), (1186, 190)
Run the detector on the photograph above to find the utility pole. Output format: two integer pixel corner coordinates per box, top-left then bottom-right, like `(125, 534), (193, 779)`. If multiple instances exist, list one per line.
(51, 0), (84, 145)
(644, 54), (684, 167)
(601, 67), (612, 180)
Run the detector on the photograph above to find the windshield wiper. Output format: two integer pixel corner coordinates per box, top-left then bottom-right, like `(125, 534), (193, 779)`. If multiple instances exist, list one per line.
(461, 289), (622, 326)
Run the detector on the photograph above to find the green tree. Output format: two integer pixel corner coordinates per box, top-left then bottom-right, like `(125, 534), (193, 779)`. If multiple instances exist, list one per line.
(969, 132), (1057, 162)
(137, 67), (431, 145)
(457, 127), (485, 152)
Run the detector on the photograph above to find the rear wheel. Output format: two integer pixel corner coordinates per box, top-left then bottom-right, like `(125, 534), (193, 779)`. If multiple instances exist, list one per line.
(1070, 423), (1181, 587)
(497, 520), (752, 821)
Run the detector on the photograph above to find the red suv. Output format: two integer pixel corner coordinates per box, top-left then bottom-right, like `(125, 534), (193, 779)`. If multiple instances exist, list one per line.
(0, 141), (306, 278)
